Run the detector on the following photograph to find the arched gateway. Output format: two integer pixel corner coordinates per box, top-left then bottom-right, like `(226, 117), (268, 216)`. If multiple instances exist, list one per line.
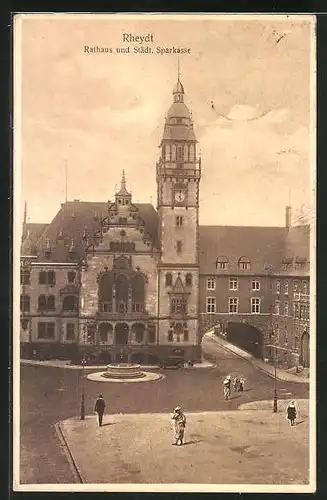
(226, 322), (264, 358)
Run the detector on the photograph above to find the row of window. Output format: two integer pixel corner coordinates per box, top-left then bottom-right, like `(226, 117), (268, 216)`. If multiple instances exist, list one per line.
(36, 322), (157, 342)
(207, 278), (260, 291)
(276, 279), (308, 295)
(21, 270), (77, 286)
(206, 277), (309, 293)
(215, 256), (252, 271)
(21, 295), (78, 312)
(206, 297), (261, 314)
(275, 301), (310, 320)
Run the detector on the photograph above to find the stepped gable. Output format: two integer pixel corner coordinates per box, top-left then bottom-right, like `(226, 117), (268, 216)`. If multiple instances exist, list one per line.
(35, 200), (159, 262)
(199, 225), (288, 275)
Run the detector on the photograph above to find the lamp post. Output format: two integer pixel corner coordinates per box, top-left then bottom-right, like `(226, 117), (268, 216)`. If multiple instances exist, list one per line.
(80, 355), (86, 420)
(273, 345), (278, 413)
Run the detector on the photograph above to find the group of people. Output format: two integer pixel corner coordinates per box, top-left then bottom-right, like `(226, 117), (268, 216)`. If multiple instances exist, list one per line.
(93, 394), (297, 446)
(223, 374), (245, 400)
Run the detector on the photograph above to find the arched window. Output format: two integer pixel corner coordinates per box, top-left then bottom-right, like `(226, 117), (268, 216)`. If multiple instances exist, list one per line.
(185, 273), (192, 287)
(47, 295), (55, 311)
(165, 273), (172, 287)
(62, 295), (78, 312)
(20, 294), (30, 312)
(131, 275), (145, 312)
(238, 256), (251, 271)
(116, 274), (128, 313)
(38, 295), (47, 311)
(216, 256), (228, 270)
(132, 323), (145, 343)
(99, 273), (113, 312)
(147, 323), (156, 343)
(99, 323), (113, 343)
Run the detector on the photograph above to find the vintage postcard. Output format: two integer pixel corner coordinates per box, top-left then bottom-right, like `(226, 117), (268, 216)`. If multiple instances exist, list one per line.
(13, 13), (316, 492)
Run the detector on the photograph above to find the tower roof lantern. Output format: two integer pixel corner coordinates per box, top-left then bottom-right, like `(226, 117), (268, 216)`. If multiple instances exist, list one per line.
(116, 170), (131, 197)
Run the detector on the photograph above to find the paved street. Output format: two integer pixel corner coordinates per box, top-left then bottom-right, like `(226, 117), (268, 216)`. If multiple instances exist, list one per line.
(19, 338), (309, 484)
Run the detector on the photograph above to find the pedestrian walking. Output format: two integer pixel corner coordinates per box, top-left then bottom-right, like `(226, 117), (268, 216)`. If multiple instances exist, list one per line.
(286, 401), (297, 426)
(171, 406), (186, 445)
(239, 377), (245, 392)
(223, 375), (231, 400)
(94, 394), (106, 427)
(233, 376), (240, 392)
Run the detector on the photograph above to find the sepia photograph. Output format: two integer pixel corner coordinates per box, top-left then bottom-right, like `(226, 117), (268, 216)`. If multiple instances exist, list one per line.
(13, 13), (316, 492)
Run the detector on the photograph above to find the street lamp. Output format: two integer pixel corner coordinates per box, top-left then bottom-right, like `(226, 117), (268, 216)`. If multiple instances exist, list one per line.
(273, 346), (278, 413)
(80, 356), (86, 420)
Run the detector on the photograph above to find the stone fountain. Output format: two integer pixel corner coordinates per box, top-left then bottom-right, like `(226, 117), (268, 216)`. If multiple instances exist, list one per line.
(101, 363), (146, 380)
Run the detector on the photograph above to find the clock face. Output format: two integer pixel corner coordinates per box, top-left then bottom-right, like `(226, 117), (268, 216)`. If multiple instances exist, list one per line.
(174, 190), (185, 203)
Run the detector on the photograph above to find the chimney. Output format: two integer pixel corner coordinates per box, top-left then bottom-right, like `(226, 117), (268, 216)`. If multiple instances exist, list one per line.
(285, 206), (292, 230)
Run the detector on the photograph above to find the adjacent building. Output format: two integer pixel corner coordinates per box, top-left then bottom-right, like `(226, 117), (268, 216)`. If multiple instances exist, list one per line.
(20, 76), (311, 368)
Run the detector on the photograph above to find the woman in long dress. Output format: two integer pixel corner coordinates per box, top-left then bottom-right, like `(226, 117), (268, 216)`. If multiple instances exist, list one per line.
(172, 406), (186, 445)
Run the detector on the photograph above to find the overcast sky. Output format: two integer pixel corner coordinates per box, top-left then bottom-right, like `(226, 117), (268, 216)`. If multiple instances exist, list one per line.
(15, 14), (315, 227)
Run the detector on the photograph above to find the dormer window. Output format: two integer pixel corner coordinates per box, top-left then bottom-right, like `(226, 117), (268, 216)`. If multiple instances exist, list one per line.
(216, 256), (228, 270)
(238, 256), (251, 271)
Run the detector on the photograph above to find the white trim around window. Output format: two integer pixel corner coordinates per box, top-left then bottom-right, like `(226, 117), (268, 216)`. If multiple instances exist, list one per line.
(228, 297), (239, 313)
(207, 278), (216, 290)
(251, 297), (261, 314)
(206, 296), (216, 314)
(229, 278), (238, 291)
(251, 279), (260, 291)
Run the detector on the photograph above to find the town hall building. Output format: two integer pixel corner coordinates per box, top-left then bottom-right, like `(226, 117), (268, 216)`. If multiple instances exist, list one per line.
(20, 76), (311, 368)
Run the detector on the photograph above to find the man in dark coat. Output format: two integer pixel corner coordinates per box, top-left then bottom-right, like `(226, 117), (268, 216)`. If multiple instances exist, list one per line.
(94, 394), (106, 426)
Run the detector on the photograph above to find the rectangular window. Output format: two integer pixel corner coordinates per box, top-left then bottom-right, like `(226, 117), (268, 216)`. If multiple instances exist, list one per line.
(67, 271), (76, 284)
(183, 330), (189, 342)
(293, 280), (299, 292)
(229, 278), (238, 291)
(171, 298), (187, 314)
(275, 300), (280, 315)
(39, 270), (56, 285)
(251, 279), (260, 291)
(284, 281), (289, 295)
(168, 330), (173, 342)
(251, 297), (261, 314)
(176, 240), (182, 253)
(276, 280), (280, 294)
(21, 270), (30, 285)
(207, 278), (216, 290)
(239, 262), (250, 270)
(37, 322), (55, 339)
(206, 297), (216, 313)
(176, 216), (183, 227)
(293, 303), (299, 319)
(66, 323), (75, 341)
(284, 301), (289, 316)
(302, 280), (308, 294)
(228, 297), (238, 313)
(20, 295), (30, 312)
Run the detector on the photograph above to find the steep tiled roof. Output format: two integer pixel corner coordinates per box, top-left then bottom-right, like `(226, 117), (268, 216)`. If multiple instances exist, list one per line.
(34, 201), (159, 262)
(284, 225), (310, 260)
(199, 225), (288, 275)
(21, 223), (48, 255)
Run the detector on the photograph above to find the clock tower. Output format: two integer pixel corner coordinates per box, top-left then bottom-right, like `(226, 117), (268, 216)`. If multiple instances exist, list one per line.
(156, 76), (202, 361)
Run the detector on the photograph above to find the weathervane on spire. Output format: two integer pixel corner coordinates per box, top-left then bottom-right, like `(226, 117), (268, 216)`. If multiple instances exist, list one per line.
(177, 55), (181, 80)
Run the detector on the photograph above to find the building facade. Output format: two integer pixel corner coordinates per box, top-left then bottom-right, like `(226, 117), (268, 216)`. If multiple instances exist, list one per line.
(20, 77), (311, 368)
